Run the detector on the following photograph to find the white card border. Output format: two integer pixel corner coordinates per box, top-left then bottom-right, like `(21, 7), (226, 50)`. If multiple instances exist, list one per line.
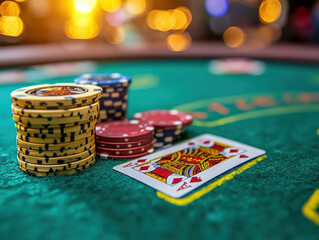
(113, 134), (266, 198)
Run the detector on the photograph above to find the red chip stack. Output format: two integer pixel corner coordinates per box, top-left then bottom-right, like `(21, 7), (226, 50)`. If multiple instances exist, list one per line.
(133, 110), (193, 149)
(95, 120), (155, 159)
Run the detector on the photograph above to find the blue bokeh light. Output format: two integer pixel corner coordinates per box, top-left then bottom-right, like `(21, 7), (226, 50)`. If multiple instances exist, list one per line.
(205, 0), (229, 18)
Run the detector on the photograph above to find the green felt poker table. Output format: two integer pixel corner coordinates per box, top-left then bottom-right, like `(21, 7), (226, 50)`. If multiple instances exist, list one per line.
(0, 43), (318, 240)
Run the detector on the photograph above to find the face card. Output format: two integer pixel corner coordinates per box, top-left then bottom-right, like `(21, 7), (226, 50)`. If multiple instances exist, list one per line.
(113, 134), (266, 198)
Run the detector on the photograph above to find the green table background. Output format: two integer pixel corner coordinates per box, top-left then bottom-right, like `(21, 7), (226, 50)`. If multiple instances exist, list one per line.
(0, 59), (318, 240)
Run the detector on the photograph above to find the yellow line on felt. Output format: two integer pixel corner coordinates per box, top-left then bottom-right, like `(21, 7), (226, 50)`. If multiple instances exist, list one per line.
(317, 129), (319, 135)
(157, 155), (267, 206)
(130, 74), (159, 90)
(174, 92), (275, 111)
(193, 104), (319, 128)
(156, 99), (319, 205)
(174, 91), (307, 112)
(302, 189), (319, 226)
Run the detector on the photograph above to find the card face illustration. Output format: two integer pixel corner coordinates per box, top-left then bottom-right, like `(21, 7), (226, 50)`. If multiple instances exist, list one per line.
(113, 134), (266, 198)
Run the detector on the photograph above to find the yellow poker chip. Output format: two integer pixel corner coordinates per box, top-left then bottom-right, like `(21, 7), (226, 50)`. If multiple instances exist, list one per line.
(19, 158), (96, 177)
(18, 145), (95, 164)
(11, 83), (102, 108)
(17, 152), (96, 172)
(17, 124), (95, 138)
(11, 101), (100, 118)
(17, 129), (95, 144)
(18, 141), (95, 157)
(12, 110), (98, 125)
(15, 101), (98, 110)
(17, 135), (95, 151)
(14, 115), (98, 129)
(15, 119), (97, 134)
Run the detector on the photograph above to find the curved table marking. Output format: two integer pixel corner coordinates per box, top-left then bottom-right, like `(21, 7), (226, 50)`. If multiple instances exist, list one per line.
(302, 190), (319, 226)
(193, 104), (319, 128)
(157, 155), (267, 206)
(160, 91), (319, 206)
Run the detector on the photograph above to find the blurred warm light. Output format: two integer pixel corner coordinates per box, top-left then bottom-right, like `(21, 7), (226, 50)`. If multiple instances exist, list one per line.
(65, 13), (99, 39)
(167, 32), (191, 52)
(177, 7), (192, 26)
(105, 26), (124, 44)
(74, 0), (97, 14)
(126, 0), (146, 15)
(70, 12), (93, 26)
(28, 0), (50, 17)
(146, 10), (157, 29)
(223, 26), (245, 48)
(14, 0), (26, 2)
(100, 0), (121, 13)
(147, 7), (192, 32)
(105, 9), (126, 26)
(155, 10), (174, 32)
(65, 20), (99, 39)
(252, 24), (281, 48)
(171, 9), (188, 30)
(66, 0), (100, 39)
(259, 0), (282, 23)
(205, 0), (228, 17)
(0, 16), (24, 36)
(0, 1), (20, 16)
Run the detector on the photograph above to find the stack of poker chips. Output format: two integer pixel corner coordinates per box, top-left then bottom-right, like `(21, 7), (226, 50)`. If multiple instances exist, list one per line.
(10, 83), (102, 177)
(74, 73), (131, 123)
(133, 110), (193, 149)
(95, 120), (155, 159)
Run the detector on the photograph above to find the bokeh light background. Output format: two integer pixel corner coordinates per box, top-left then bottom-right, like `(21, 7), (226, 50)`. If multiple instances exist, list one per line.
(0, 0), (318, 52)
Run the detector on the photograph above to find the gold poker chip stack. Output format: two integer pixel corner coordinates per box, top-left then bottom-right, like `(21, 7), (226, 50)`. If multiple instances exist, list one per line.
(10, 83), (102, 177)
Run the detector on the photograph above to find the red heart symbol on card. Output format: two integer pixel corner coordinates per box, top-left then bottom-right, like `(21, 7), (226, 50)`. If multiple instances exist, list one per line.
(137, 159), (146, 163)
(239, 154), (249, 158)
(188, 142), (195, 145)
(230, 149), (239, 153)
(190, 176), (202, 183)
(203, 140), (211, 144)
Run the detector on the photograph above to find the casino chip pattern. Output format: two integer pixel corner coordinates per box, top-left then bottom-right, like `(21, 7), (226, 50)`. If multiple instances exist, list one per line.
(74, 73), (131, 123)
(133, 110), (193, 149)
(11, 83), (102, 176)
(11, 83), (102, 108)
(95, 120), (155, 159)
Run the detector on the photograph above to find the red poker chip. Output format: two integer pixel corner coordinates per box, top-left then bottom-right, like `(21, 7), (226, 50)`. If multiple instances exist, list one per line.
(96, 136), (153, 149)
(95, 120), (154, 142)
(96, 141), (153, 156)
(97, 148), (154, 159)
(133, 110), (193, 129)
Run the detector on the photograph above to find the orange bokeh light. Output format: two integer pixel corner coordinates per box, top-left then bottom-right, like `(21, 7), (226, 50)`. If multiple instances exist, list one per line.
(167, 32), (192, 52)
(126, 0), (146, 15)
(0, 16), (24, 37)
(259, 0), (282, 23)
(223, 26), (245, 48)
(100, 0), (122, 13)
(0, 1), (20, 16)
(147, 7), (192, 32)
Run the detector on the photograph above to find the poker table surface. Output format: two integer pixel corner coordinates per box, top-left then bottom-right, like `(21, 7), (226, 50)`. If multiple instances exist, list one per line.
(0, 48), (318, 240)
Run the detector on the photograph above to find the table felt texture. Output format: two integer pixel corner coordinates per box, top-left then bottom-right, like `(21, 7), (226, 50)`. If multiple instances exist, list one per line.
(0, 59), (318, 240)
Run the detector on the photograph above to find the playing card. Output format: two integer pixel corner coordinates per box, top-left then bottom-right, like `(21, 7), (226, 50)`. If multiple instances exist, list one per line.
(113, 134), (266, 198)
